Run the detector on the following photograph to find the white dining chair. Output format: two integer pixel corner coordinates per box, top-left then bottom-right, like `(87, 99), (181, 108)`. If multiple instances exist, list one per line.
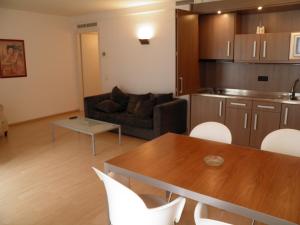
(190, 122), (232, 144)
(92, 167), (186, 225)
(261, 129), (300, 157)
(194, 202), (232, 225)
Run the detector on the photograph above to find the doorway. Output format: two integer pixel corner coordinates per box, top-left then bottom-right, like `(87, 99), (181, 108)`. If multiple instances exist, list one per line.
(80, 32), (101, 98)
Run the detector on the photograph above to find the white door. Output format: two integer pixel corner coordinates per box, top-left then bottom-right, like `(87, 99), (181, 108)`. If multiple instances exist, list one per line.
(80, 32), (101, 97)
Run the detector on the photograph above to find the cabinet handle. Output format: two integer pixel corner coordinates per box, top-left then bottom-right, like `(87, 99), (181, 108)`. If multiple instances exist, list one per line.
(244, 113), (248, 129)
(263, 41), (267, 58)
(254, 113), (258, 130)
(227, 41), (231, 57)
(219, 101), (223, 117)
(230, 102), (246, 107)
(252, 41), (257, 58)
(257, 105), (275, 110)
(284, 107), (289, 125)
(179, 77), (183, 94)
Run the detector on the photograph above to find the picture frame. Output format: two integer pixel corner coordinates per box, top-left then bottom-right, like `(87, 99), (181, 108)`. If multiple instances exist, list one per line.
(0, 39), (27, 78)
(289, 32), (300, 60)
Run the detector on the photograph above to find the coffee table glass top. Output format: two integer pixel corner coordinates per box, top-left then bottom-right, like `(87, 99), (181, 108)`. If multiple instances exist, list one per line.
(52, 117), (120, 135)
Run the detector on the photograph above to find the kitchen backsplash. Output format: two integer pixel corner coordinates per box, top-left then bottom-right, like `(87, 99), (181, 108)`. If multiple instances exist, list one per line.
(201, 62), (300, 93)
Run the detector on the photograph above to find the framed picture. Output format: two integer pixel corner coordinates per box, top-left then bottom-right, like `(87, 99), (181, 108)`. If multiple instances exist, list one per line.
(0, 39), (27, 78)
(289, 32), (300, 60)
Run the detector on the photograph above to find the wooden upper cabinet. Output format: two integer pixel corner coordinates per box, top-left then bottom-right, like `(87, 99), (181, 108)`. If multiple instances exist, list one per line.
(191, 95), (225, 130)
(234, 34), (260, 62)
(176, 9), (200, 96)
(280, 104), (300, 129)
(260, 33), (290, 62)
(199, 13), (236, 60)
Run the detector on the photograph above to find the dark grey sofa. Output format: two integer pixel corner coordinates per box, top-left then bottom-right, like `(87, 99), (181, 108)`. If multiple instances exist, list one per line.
(84, 93), (187, 140)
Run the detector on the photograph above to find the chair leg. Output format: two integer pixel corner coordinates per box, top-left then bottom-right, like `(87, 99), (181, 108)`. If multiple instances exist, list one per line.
(166, 191), (173, 202)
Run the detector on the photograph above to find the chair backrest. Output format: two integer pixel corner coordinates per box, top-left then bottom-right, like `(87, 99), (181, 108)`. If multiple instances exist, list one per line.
(92, 167), (186, 225)
(190, 122), (232, 144)
(261, 129), (300, 157)
(194, 202), (232, 225)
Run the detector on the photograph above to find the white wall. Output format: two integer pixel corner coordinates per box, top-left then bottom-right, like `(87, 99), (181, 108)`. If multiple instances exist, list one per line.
(0, 8), (79, 124)
(73, 1), (176, 94)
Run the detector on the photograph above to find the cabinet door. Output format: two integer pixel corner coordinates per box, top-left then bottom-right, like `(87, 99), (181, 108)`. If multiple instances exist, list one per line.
(234, 34), (260, 62)
(199, 13), (236, 60)
(191, 95), (225, 129)
(225, 99), (252, 146)
(250, 102), (281, 148)
(280, 104), (300, 129)
(176, 10), (200, 96)
(260, 33), (290, 62)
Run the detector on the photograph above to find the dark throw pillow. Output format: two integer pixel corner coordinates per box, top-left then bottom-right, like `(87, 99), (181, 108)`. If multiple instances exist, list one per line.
(95, 100), (122, 113)
(135, 99), (155, 118)
(126, 93), (151, 114)
(151, 93), (173, 105)
(111, 87), (129, 108)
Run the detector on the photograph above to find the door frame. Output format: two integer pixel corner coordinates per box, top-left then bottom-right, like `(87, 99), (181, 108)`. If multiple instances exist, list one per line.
(76, 26), (101, 111)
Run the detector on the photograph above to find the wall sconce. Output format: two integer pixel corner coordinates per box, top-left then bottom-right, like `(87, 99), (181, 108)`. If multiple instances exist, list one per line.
(137, 25), (154, 45)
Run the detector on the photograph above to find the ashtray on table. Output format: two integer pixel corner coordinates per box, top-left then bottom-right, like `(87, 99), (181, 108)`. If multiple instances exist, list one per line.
(203, 155), (224, 167)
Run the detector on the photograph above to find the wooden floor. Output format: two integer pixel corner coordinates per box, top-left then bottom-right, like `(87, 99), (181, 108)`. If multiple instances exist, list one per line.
(0, 113), (255, 225)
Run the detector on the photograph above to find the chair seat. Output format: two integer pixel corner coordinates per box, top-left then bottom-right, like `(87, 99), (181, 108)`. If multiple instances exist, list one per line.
(199, 218), (231, 225)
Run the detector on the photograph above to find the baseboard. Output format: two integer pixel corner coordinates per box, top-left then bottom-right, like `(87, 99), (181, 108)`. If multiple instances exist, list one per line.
(9, 109), (81, 126)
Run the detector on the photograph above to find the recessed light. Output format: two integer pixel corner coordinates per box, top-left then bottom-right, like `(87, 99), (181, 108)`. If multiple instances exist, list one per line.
(217, 10), (222, 14)
(258, 6), (263, 10)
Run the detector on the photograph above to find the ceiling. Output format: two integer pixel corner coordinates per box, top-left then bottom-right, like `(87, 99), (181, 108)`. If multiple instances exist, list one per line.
(0, 0), (168, 16)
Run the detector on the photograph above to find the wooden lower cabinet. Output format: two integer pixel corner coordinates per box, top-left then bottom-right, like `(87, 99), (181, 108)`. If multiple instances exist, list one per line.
(280, 104), (300, 129)
(191, 95), (225, 130)
(250, 102), (281, 148)
(191, 96), (294, 148)
(225, 99), (252, 146)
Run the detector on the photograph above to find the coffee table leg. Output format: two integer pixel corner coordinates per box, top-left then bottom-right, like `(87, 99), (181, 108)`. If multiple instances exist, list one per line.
(118, 126), (121, 145)
(92, 134), (96, 156)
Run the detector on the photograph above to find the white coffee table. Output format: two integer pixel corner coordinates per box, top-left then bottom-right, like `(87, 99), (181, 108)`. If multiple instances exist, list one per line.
(51, 117), (121, 155)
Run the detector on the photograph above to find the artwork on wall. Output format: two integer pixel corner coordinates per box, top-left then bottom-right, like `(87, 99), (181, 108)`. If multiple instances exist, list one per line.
(290, 32), (300, 60)
(0, 39), (27, 78)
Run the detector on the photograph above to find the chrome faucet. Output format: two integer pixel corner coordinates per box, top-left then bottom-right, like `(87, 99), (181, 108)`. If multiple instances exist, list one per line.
(290, 78), (299, 100)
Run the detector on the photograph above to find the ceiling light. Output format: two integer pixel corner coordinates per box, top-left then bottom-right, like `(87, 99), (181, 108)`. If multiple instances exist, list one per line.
(258, 6), (263, 10)
(217, 10), (222, 14)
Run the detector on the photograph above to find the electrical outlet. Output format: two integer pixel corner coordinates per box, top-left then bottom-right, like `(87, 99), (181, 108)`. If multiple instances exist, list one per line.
(258, 75), (268, 82)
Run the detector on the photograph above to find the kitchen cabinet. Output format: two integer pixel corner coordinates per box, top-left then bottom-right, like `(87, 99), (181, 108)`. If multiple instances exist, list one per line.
(250, 101), (281, 148)
(176, 9), (200, 96)
(280, 104), (300, 129)
(234, 34), (260, 62)
(260, 33), (290, 62)
(191, 95), (225, 130)
(225, 99), (252, 146)
(199, 13), (236, 60)
(235, 33), (290, 63)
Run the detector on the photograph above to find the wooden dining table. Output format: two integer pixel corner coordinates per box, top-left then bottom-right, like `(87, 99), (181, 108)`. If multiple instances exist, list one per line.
(104, 133), (300, 225)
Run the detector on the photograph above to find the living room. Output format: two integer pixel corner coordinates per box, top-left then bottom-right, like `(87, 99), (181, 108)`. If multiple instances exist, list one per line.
(1, 0), (300, 225)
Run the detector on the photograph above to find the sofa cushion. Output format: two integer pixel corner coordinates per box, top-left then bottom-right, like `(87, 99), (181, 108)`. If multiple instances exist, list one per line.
(135, 99), (155, 118)
(94, 100), (122, 113)
(151, 93), (173, 105)
(111, 87), (129, 108)
(126, 93), (151, 114)
(116, 112), (153, 129)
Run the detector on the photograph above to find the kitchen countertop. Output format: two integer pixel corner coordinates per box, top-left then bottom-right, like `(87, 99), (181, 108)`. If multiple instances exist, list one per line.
(193, 88), (300, 105)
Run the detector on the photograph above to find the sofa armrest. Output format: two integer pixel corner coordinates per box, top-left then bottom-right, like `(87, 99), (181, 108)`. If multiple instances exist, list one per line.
(153, 99), (187, 137)
(84, 93), (111, 117)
